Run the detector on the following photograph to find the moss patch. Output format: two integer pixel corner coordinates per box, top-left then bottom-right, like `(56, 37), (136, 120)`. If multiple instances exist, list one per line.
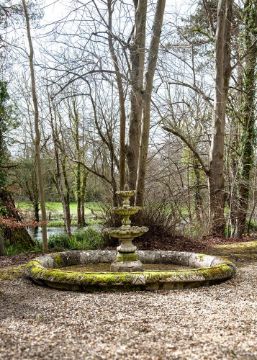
(0, 265), (24, 280)
(25, 250), (236, 292)
(53, 253), (64, 267)
(116, 253), (139, 262)
(209, 240), (257, 262)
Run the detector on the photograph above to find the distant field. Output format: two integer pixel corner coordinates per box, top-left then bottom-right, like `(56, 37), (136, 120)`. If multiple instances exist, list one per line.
(16, 201), (102, 216)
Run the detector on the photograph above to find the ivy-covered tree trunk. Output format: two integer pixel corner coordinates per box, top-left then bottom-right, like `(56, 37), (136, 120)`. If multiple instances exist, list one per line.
(192, 155), (204, 223)
(236, 0), (257, 237)
(0, 81), (34, 254)
(76, 161), (82, 227)
(80, 168), (87, 227)
(33, 200), (40, 223)
(0, 231), (4, 256)
(0, 189), (34, 248)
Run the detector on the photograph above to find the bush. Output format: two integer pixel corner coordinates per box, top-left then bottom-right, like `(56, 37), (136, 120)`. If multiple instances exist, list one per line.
(138, 201), (180, 239)
(5, 242), (42, 256)
(48, 233), (70, 249)
(48, 226), (105, 251)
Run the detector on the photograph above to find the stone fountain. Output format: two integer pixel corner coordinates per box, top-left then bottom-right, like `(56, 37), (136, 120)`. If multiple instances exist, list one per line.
(25, 188), (237, 291)
(106, 189), (148, 272)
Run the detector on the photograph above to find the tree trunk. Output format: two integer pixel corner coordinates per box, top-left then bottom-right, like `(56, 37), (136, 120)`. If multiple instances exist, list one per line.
(77, 161), (82, 227)
(22, 0), (48, 251)
(61, 158), (72, 235)
(0, 231), (4, 256)
(0, 189), (34, 248)
(236, 0), (257, 237)
(107, 0), (126, 190)
(193, 155), (203, 223)
(136, 0), (166, 206)
(127, 0), (147, 192)
(209, 0), (232, 236)
(33, 201), (40, 223)
(81, 168), (87, 226)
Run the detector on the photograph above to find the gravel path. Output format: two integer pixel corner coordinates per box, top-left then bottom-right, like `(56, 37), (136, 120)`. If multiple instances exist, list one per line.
(1, 263), (257, 360)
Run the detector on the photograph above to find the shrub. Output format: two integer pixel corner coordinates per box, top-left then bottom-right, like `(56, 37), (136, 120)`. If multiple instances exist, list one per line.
(102, 199), (181, 247)
(5, 242), (42, 256)
(48, 226), (105, 251)
(48, 233), (70, 250)
(138, 201), (180, 240)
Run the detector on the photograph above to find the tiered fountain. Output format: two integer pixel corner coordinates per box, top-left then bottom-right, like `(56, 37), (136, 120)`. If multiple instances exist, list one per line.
(25, 188), (236, 291)
(107, 189), (148, 272)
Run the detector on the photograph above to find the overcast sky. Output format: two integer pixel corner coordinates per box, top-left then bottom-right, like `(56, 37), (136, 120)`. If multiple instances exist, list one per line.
(41, 0), (195, 25)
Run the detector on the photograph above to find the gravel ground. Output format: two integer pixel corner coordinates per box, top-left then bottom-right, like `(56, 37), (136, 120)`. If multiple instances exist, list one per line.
(1, 263), (257, 360)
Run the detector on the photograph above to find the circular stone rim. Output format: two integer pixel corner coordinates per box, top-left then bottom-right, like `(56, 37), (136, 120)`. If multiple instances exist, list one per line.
(25, 250), (236, 291)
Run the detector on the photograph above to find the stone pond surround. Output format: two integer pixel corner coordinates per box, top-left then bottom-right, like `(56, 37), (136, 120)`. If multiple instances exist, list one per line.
(25, 250), (236, 292)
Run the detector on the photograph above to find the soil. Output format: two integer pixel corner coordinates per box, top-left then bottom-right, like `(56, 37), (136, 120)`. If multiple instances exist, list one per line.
(136, 234), (255, 252)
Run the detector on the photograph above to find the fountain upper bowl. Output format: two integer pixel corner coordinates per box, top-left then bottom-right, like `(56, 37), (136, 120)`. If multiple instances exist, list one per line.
(106, 225), (149, 239)
(113, 206), (141, 217)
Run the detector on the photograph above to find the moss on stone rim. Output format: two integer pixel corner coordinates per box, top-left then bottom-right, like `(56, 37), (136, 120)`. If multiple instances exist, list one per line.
(116, 252), (139, 262)
(25, 250), (236, 292)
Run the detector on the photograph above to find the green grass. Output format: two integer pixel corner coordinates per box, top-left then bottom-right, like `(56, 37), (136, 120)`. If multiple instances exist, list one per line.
(47, 220), (78, 227)
(47, 218), (104, 227)
(16, 201), (102, 216)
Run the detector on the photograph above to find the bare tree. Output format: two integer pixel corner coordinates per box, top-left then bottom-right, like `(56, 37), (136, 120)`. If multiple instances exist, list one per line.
(22, 0), (48, 251)
(208, 0), (232, 236)
(136, 0), (166, 205)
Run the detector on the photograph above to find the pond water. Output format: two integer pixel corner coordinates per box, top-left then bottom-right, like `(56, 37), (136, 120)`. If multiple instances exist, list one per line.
(59, 263), (193, 272)
(28, 226), (78, 241)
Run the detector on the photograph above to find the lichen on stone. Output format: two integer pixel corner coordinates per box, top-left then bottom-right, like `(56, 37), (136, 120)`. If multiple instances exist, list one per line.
(24, 250), (236, 292)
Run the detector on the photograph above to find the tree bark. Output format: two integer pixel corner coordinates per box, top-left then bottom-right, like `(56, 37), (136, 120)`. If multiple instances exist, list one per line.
(0, 189), (34, 248)
(127, 0), (147, 192)
(48, 94), (72, 236)
(81, 168), (87, 226)
(136, 0), (166, 206)
(33, 201), (39, 223)
(236, 0), (257, 237)
(22, 0), (48, 251)
(107, 0), (126, 190)
(193, 154), (203, 223)
(209, 0), (232, 236)
(76, 161), (82, 227)
(0, 231), (4, 256)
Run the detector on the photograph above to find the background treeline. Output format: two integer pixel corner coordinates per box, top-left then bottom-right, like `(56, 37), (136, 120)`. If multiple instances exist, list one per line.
(1, 0), (257, 253)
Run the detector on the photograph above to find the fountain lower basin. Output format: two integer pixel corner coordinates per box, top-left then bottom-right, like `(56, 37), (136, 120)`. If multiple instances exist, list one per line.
(25, 250), (236, 291)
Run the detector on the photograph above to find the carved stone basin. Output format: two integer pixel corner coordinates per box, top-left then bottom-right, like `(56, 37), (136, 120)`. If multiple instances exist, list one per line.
(113, 206), (141, 217)
(107, 226), (149, 239)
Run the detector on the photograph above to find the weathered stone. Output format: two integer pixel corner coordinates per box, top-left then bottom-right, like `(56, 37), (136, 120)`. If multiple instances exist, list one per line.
(25, 250), (236, 292)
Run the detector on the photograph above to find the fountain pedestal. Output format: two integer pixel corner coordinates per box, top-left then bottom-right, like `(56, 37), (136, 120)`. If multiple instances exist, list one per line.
(107, 190), (148, 272)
